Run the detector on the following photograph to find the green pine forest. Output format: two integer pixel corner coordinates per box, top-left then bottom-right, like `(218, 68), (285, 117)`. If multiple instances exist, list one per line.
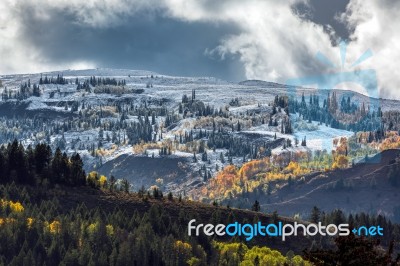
(0, 140), (399, 265)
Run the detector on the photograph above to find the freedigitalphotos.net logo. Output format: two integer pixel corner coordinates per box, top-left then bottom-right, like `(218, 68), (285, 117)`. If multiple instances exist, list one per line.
(188, 219), (383, 241)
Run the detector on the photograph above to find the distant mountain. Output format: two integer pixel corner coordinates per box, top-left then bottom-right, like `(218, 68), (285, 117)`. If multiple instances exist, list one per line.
(238, 79), (296, 88)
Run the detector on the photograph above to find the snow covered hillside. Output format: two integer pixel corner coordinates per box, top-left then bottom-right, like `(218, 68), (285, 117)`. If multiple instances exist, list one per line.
(0, 68), (398, 195)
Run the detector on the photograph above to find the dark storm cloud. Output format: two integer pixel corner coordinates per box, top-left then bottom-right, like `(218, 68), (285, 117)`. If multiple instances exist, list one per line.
(294, 0), (351, 43)
(17, 6), (245, 81)
(4, 0), (352, 82)
(2, 0), (398, 98)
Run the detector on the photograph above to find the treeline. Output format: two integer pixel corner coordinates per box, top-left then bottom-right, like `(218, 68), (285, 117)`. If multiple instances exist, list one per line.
(75, 76), (127, 92)
(86, 76), (127, 87)
(207, 131), (272, 158)
(0, 140), (86, 187)
(40, 74), (68, 85)
(1, 81), (41, 100)
(288, 92), (383, 133)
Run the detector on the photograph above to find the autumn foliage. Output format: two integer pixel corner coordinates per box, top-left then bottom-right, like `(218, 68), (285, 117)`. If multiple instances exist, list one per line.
(0, 199), (24, 213)
(379, 131), (400, 150)
(203, 157), (311, 199)
(214, 242), (311, 265)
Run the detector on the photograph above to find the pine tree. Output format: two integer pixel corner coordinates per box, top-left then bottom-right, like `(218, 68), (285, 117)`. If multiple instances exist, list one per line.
(202, 151), (208, 162)
(109, 175), (116, 191)
(121, 178), (130, 193)
(252, 200), (260, 212)
(310, 206), (321, 223)
(167, 192), (173, 200)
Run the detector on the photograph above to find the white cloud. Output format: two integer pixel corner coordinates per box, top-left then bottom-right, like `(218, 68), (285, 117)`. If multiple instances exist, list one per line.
(166, 0), (400, 98)
(0, 0), (97, 74)
(338, 0), (400, 99)
(0, 0), (399, 99)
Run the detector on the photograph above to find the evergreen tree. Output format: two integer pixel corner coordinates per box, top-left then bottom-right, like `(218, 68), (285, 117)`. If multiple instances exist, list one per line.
(251, 200), (260, 212)
(310, 206), (321, 223)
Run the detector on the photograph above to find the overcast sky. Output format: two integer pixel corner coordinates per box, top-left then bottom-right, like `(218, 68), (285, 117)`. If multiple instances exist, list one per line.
(0, 0), (399, 98)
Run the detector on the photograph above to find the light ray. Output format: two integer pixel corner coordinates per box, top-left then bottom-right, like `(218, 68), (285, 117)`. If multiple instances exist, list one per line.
(340, 41), (347, 68)
(315, 51), (336, 68)
(351, 49), (373, 67)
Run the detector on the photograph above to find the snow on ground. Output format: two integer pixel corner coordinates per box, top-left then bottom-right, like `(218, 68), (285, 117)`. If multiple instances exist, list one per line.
(1, 68), (397, 190)
(4, 68), (396, 115)
(229, 103), (272, 115)
(26, 99), (51, 110)
(293, 124), (354, 151)
(101, 145), (134, 163)
(245, 120), (354, 154)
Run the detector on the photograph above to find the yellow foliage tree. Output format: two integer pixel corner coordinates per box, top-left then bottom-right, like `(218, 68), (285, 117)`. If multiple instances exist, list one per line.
(174, 240), (192, 265)
(0, 199), (8, 208)
(106, 224), (114, 236)
(48, 220), (61, 234)
(238, 158), (270, 181)
(9, 201), (24, 213)
(88, 171), (99, 183)
(27, 217), (35, 229)
(1, 199), (25, 213)
(204, 154), (313, 199)
(332, 155), (349, 169)
(380, 131), (400, 150)
(87, 222), (98, 235)
(99, 175), (107, 188)
(214, 242), (311, 265)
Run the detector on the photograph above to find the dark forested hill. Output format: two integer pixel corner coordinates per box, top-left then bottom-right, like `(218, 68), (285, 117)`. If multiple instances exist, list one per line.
(0, 138), (398, 265)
